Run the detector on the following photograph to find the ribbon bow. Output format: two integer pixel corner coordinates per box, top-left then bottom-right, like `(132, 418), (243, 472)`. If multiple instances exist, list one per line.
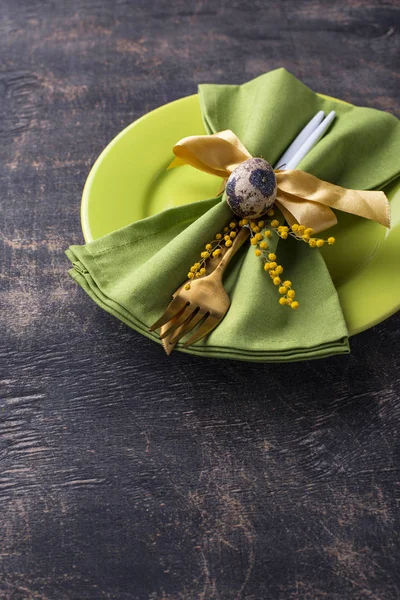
(169, 130), (390, 233)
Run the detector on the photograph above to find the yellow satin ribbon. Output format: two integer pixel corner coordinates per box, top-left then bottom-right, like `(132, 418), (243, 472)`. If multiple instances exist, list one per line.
(169, 130), (390, 233)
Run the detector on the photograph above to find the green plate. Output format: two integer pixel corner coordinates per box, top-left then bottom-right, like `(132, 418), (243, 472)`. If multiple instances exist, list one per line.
(81, 94), (400, 337)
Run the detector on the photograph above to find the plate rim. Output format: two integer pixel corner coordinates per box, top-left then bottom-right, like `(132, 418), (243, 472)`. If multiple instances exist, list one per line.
(81, 94), (201, 243)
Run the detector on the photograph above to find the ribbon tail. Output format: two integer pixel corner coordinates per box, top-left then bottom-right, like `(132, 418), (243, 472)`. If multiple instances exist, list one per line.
(347, 189), (390, 228)
(276, 194), (338, 233)
(276, 170), (390, 229)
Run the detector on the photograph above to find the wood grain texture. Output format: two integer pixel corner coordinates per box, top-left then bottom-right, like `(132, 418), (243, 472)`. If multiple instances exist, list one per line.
(1, 0), (400, 598)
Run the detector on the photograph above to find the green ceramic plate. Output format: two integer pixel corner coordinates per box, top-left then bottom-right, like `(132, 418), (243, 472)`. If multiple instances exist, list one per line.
(81, 94), (400, 337)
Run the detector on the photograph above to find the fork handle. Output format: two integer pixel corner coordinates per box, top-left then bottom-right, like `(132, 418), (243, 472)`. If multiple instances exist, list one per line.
(212, 226), (250, 280)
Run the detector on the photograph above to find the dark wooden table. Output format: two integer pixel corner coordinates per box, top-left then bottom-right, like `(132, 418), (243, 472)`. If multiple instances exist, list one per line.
(1, 1), (399, 598)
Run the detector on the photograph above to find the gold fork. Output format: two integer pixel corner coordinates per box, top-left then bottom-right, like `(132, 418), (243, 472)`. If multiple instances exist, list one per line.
(150, 226), (250, 354)
(158, 242), (231, 354)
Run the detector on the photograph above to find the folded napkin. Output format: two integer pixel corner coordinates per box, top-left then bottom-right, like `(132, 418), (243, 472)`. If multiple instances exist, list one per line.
(67, 68), (400, 362)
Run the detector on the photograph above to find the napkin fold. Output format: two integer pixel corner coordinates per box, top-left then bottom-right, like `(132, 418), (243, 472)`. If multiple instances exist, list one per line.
(67, 68), (400, 362)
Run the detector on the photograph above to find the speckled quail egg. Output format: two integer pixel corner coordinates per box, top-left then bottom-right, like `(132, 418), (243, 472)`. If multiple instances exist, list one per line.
(225, 157), (277, 219)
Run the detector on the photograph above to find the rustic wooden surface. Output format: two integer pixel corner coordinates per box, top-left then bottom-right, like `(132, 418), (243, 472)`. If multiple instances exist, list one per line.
(1, 1), (400, 598)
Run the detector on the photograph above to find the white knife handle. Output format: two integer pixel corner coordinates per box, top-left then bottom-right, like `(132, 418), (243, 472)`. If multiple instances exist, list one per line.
(273, 110), (325, 170)
(285, 110), (336, 170)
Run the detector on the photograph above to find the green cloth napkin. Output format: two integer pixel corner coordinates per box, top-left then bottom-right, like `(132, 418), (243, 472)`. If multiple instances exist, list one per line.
(66, 68), (400, 362)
